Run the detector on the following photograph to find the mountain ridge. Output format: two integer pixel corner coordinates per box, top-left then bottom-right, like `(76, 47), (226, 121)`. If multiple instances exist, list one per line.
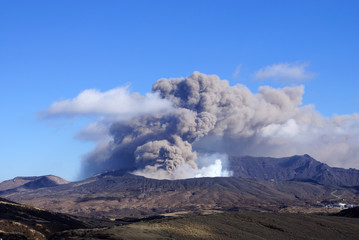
(229, 154), (359, 186)
(1, 172), (357, 218)
(0, 175), (69, 192)
(1, 154), (359, 219)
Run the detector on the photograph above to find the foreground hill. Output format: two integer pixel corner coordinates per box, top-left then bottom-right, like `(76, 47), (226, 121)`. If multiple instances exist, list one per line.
(1, 197), (359, 240)
(230, 154), (359, 186)
(1, 171), (358, 218)
(0, 175), (69, 191)
(0, 197), (117, 239)
(335, 207), (359, 218)
(50, 211), (359, 240)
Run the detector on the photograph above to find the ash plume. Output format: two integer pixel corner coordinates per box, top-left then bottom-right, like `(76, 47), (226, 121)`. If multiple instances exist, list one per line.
(43, 72), (359, 179)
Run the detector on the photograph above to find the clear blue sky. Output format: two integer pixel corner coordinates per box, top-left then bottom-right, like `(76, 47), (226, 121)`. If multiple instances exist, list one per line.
(0, 0), (358, 181)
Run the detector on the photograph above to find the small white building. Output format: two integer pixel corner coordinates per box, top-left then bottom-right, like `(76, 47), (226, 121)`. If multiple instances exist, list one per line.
(331, 203), (359, 210)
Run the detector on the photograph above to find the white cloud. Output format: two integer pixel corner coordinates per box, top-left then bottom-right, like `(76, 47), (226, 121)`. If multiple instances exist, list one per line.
(40, 86), (173, 119)
(232, 64), (242, 78)
(254, 63), (314, 81)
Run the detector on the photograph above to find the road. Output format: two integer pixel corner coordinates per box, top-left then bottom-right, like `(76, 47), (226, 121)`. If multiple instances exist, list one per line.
(330, 190), (343, 202)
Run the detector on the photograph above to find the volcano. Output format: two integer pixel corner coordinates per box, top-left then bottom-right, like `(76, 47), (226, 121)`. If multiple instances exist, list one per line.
(1, 155), (359, 219)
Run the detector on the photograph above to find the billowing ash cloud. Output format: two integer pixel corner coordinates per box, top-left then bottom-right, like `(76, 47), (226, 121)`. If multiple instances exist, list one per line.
(43, 72), (359, 179)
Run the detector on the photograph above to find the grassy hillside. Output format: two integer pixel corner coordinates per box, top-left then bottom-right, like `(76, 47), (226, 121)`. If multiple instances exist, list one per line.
(50, 211), (359, 240)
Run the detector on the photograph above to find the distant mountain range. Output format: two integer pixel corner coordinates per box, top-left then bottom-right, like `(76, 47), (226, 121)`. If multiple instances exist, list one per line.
(0, 175), (69, 192)
(230, 154), (359, 186)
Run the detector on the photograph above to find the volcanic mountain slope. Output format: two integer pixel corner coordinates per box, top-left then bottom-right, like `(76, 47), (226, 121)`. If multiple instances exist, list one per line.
(0, 175), (69, 191)
(1, 155), (359, 219)
(0, 197), (117, 240)
(1, 171), (358, 219)
(230, 154), (359, 186)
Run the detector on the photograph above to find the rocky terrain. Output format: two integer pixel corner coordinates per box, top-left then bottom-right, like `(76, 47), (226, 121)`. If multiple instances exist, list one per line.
(1, 170), (358, 219)
(0, 155), (358, 219)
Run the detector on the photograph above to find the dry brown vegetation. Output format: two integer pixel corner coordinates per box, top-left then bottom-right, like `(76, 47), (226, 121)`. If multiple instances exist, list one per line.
(49, 211), (359, 240)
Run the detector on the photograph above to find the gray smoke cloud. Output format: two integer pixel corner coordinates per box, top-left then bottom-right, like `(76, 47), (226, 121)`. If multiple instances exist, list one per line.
(43, 72), (359, 179)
